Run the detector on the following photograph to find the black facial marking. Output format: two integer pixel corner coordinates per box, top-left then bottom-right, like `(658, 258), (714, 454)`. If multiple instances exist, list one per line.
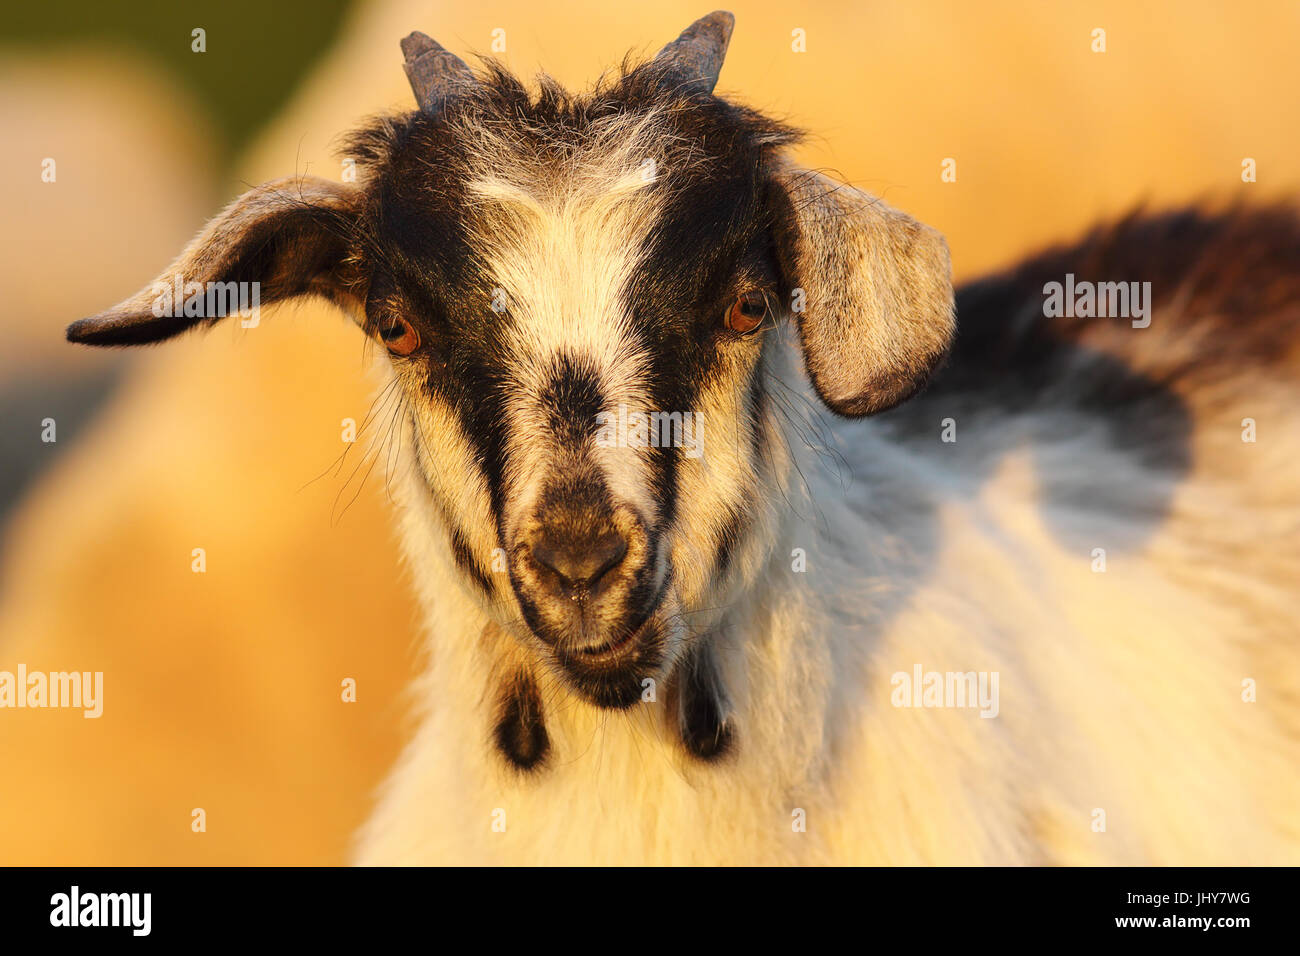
(408, 440), (500, 599)
(746, 344), (770, 466)
(493, 672), (550, 771)
(540, 353), (605, 442)
(352, 114), (521, 539)
(646, 436), (681, 530)
(676, 638), (733, 761)
(449, 524), (494, 597)
(713, 505), (750, 583)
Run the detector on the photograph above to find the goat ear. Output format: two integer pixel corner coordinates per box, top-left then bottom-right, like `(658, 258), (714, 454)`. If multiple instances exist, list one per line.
(67, 176), (361, 347)
(770, 164), (955, 417)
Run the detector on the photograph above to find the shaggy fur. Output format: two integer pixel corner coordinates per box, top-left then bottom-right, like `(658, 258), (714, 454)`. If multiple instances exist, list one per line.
(354, 204), (1300, 864)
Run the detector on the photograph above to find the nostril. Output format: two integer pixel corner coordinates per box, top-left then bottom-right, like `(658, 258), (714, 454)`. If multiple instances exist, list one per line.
(589, 529), (628, 582)
(532, 528), (628, 594)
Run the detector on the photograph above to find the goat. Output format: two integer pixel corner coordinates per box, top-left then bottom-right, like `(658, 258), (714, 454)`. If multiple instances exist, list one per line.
(67, 12), (1300, 864)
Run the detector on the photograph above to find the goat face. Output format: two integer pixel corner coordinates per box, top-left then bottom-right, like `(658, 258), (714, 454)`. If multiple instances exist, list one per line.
(357, 78), (798, 709)
(67, 13), (955, 745)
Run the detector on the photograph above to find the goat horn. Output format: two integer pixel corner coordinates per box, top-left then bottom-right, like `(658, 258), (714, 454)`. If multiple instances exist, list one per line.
(401, 31), (476, 114)
(651, 11), (735, 95)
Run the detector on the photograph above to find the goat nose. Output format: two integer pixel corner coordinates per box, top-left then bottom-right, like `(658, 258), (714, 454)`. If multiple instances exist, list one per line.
(531, 527), (628, 595)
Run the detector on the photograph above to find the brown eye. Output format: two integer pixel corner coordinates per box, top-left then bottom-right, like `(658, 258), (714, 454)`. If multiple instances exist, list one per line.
(378, 317), (420, 356)
(725, 291), (769, 334)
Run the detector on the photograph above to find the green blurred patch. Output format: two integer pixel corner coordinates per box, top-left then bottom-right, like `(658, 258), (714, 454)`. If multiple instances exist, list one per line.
(1, 0), (356, 167)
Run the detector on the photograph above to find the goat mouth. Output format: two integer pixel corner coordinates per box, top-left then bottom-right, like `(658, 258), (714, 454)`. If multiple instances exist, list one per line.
(568, 570), (671, 659)
(527, 568), (670, 658)
(553, 616), (667, 709)
(575, 617), (649, 660)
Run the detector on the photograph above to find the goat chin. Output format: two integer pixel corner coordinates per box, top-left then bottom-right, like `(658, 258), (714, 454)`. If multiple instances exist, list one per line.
(352, 234), (1300, 864)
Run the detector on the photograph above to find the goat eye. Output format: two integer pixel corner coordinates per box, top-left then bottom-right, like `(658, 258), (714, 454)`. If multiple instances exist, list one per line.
(724, 291), (769, 334)
(378, 317), (420, 356)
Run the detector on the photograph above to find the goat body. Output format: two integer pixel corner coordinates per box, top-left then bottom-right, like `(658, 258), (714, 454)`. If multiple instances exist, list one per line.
(355, 207), (1300, 865)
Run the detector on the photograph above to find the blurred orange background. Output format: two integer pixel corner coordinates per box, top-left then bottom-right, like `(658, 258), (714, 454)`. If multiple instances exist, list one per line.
(1, 0), (1297, 864)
